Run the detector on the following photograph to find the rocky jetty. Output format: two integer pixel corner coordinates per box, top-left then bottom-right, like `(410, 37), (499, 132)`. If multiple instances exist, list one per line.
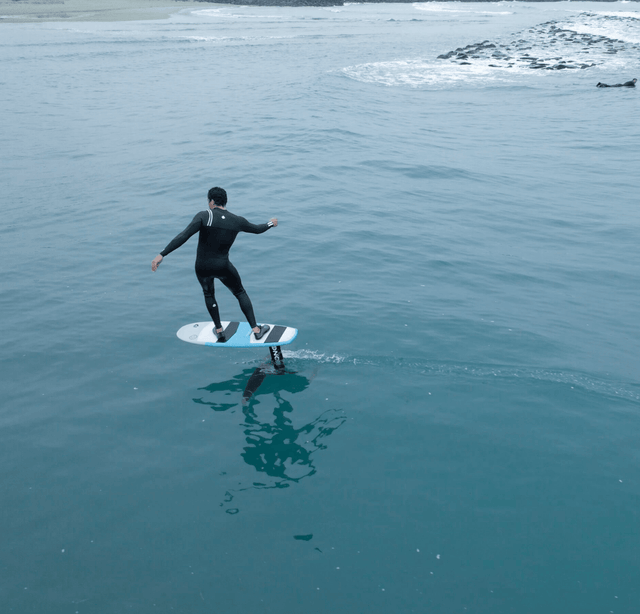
(436, 16), (640, 71)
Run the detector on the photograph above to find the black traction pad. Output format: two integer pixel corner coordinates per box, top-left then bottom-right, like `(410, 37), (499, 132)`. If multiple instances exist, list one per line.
(264, 325), (287, 344)
(219, 321), (239, 342)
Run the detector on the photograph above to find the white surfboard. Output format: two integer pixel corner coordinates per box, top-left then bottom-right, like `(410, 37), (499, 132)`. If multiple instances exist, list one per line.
(176, 321), (298, 348)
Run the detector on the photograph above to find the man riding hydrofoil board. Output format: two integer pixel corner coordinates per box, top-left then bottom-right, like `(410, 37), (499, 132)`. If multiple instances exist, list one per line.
(151, 187), (278, 342)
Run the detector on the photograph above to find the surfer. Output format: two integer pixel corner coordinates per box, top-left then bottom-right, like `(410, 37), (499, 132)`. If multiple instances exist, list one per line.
(152, 187), (277, 342)
(596, 78), (637, 88)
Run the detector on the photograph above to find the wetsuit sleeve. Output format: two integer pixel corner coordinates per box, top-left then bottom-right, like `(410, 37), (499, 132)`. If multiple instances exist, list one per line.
(238, 216), (271, 234)
(160, 213), (203, 257)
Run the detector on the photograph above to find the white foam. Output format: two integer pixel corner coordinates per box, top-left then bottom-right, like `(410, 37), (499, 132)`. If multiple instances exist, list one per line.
(192, 8), (294, 22)
(283, 349), (347, 364)
(413, 3), (467, 14)
(571, 20), (640, 45)
(192, 9), (223, 16)
(185, 36), (223, 42)
(413, 2), (512, 16)
(340, 57), (536, 89)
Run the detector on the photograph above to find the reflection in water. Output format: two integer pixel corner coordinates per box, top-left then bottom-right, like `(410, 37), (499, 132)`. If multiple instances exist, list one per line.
(242, 392), (344, 484)
(193, 364), (346, 513)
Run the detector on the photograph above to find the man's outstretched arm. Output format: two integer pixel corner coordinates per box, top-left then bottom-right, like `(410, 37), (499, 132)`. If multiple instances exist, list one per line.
(151, 213), (203, 271)
(239, 217), (278, 234)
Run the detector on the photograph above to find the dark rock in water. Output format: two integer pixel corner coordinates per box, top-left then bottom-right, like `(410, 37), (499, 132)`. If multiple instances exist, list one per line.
(597, 78), (637, 88)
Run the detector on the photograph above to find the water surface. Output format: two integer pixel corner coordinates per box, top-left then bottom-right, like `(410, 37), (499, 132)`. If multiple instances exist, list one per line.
(1, 3), (639, 613)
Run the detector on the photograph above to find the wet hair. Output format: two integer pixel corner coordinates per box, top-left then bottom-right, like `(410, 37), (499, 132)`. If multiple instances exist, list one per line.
(207, 187), (227, 207)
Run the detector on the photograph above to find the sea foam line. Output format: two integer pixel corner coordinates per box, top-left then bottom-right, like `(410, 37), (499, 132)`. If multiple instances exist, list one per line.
(244, 350), (640, 403)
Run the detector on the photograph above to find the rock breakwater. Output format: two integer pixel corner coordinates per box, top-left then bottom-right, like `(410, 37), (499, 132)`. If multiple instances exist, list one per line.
(436, 14), (640, 71)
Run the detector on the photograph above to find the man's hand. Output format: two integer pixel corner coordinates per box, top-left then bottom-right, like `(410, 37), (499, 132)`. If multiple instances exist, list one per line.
(270, 218), (278, 227)
(151, 254), (163, 271)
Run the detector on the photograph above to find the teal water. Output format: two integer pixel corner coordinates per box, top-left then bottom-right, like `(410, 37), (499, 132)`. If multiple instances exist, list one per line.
(1, 3), (639, 612)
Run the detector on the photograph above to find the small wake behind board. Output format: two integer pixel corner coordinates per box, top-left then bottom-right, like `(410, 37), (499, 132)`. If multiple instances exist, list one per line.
(177, 321), (298, 348)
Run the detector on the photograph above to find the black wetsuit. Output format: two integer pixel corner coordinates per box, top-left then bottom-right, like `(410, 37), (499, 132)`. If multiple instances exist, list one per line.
(160, 208), (273, 329)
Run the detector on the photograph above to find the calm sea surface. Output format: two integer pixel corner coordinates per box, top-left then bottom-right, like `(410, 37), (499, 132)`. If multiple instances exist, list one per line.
(1, 2), (639, 612)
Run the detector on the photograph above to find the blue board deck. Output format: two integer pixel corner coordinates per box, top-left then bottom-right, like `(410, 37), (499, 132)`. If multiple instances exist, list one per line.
(176, 321), (298, 348)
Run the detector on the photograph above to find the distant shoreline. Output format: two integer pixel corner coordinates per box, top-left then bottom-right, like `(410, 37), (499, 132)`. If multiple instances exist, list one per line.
(0, 0), (634, 24)
(0, 0), (216, 24)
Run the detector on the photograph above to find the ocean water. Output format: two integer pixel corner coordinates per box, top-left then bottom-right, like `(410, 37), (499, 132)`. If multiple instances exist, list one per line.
(1, 2), (639, 612)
